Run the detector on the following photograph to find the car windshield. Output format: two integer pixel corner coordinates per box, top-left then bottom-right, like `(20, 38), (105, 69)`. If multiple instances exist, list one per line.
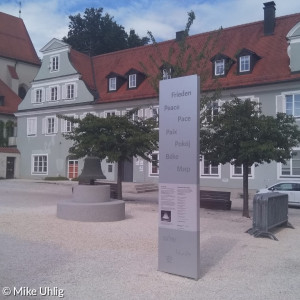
(270, 183), (300, 191)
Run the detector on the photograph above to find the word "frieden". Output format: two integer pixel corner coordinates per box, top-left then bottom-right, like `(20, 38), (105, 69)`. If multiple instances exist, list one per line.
(171, 90), (192, 98)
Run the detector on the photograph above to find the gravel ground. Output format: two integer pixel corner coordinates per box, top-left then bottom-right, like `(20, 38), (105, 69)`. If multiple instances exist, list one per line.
(0, 179), (300, 300)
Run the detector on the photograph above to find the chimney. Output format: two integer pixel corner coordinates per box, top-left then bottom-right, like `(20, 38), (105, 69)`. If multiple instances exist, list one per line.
(263, 1), (276, 35)
(176, 31), (186, 42)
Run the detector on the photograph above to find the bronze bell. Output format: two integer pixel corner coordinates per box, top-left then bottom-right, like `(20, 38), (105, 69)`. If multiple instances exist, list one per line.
(78, 156), (106, 185)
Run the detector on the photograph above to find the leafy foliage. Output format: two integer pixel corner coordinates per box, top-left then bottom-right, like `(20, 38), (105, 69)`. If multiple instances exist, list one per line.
(61, 111), (158, 162)
(200, 98), (300, 217)
(62, 8), (149, 56)
(59, 111), (158, 199)
(0, 120), (15, 147)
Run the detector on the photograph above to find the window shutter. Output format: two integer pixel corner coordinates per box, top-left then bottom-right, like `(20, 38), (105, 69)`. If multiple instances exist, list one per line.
(42, 118), (46, 134)
(32, 119), (37, 135)
(56, 86), (61, 100)
(62, 85), (67, 99)
(46, 88), (50, 102)
(218, 100), (225, 109)
(276, 95), (285, 113)
(61, 119), (66, 133)
(31, 90), (35, 103)
(41, 88), (45, 102)
(74, 83), (78, 98)
(54, 117), (58, 133)
(144, 108), (151, 118)
(27, 119), (31, 135)
(138, 109), (143, 118)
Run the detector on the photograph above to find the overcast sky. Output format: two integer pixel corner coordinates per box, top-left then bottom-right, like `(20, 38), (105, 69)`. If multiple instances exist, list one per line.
(1, 0), (300, 55)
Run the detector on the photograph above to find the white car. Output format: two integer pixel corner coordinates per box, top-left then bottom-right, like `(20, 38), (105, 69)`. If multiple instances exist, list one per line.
(257, 182), (300, 207)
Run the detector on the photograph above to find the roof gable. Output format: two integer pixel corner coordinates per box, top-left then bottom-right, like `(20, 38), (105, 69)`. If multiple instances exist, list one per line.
(40, 38), (70, 53)
(0, 12), (40, 65)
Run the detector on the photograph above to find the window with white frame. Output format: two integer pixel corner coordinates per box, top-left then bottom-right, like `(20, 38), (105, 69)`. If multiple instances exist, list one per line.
(280, 149), (300, 177)
(231, 163), (254, 178)
(162, 68), (172, 80)
(61, 114), (76, 133)
(200, 157), (220, 177)
(68, 160), (78, 179)
(43, 116), (58, 135)
(32, 155), (48, 174)
(285, 93), (300, 117)
(132, 109), (143, 121)
(129, 74), (136, 88)
(152, 107), (159, 122)
(145, 106), (159, 122)
(215, 59), (225, 76)
(47, 117), (55, 134)
(27, 117), (37, 136)
(206, 101), (220, 123)
(239, 55), (250, 72)
(109, 77), (116, 91)
(50, 55), (59, 72)
(105, 111), (119, 118)
(149, 152), (159, 176)
(66, 84), (75, 99)
(35, 89), (43, 103)
(50, 86), (58, 101)
(65, 119), (74, 132)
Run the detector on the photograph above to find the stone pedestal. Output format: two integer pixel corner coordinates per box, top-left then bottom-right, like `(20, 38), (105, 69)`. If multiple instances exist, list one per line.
(57, 185), (125, 222)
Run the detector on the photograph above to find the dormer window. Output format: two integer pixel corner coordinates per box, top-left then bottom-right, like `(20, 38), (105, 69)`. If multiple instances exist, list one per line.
(286, 22), (300, 73)
(129, 74), (136, 88)
(106, 72), (126, 92)
(109, 77), (116, 91)
(125, 69), (146, 89)
(210, 53), (234, 78)
(162, 68), (172, 80)
(215, 60), (225, 76)
(160, 64), (173, 80)
(236, 49), (261, 75)
(239, 55), (250, 72)
(50, 55), (59, 72)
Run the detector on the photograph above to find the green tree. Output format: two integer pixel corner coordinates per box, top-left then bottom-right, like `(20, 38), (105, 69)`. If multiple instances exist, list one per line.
(0, 120), (5, 146)
(200, 98), (300, 217)
(60, 111), (158, 199)
(62, 8), (149, 56)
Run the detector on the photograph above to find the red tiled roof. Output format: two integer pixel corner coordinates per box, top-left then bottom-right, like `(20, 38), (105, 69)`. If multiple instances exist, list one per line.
(86, 13), (300, 104)
(0, 147), (20, 154)
(69, 49), (97, 92)
(0, 12), (40, 65)
(0, 79), (21, 114)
